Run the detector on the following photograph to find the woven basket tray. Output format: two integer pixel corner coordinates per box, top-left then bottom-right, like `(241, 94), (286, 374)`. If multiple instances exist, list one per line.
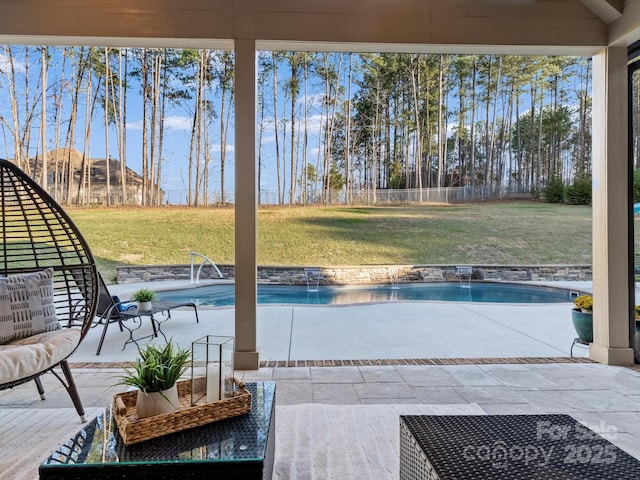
(113, 377), (252, 445)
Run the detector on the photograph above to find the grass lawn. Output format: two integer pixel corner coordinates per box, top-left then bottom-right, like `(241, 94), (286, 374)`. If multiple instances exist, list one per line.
(66, 201), (596, 282)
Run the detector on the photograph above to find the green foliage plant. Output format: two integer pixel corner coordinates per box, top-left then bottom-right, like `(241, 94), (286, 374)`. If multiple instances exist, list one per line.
(543, 176), (565, 203)
(118, 341), (191, 393)
(573, 294), (593, 312)
(565, 177), (592, 205)
(132, 288), (158, 302)
(634, 169), (640, 203)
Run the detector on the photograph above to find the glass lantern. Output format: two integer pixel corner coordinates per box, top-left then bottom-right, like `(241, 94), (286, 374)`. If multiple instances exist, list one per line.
(191, 335), (234, 405)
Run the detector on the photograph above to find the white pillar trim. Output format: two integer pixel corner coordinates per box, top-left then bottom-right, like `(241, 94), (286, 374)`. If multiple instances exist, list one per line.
(234, 38), (259, 370)
(589, 46), (634, 365)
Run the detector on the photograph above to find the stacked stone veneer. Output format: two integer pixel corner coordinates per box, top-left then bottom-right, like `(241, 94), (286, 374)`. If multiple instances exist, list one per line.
(116, 264), (592, 285)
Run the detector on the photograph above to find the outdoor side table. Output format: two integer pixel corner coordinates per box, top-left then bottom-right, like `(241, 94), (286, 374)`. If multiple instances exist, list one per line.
(400, 414), (640, 480)
(40, 382), (275, 480)
(117, 301), (199, 351)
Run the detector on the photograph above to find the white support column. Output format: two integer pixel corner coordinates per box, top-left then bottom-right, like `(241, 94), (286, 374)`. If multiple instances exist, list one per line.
(234, 38), (259, 370)
(590, 46), (634, 365)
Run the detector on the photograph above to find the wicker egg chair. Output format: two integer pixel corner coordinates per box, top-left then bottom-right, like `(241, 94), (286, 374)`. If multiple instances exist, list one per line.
(0, 158), (98, 422)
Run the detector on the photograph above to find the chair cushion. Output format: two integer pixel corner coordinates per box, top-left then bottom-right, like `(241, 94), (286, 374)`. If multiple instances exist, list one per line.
(0, 268), (60, 344)
(0, 328), (80, 384)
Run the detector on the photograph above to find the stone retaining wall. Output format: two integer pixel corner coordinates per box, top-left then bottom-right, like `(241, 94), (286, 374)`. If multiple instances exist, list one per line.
(116, 264), (592, 284)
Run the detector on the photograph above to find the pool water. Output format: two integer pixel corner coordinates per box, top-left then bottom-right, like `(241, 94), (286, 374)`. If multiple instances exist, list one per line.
(156, 282), (578, 307)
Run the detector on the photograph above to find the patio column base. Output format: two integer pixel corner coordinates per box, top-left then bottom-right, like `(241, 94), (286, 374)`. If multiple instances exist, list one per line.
(235, 350), (260, 370)
(589, 343), (634, 365)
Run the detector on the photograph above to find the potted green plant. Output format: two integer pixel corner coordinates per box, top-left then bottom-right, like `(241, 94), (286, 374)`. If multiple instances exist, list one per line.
(118, 341), (191, 418)
(571, 294), (593, 343)
(132, 288), (157, 311)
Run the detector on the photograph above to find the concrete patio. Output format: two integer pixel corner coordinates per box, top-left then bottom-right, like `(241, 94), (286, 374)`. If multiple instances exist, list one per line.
(4, 281), (640, 479)
(3, 361), (640, 479)
(70, 279), (594, 365)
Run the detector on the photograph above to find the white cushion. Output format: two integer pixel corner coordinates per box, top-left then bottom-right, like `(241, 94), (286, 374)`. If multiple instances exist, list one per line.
(0, 328), (80, 384)
(0, 268), (60, 343)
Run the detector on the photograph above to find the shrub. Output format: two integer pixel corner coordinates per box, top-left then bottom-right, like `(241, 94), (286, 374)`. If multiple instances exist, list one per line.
(634, 169), (640, 203)
(542, 176), (565, 203)
(565, 177), (592, 205)
(530, 186), (540, 200)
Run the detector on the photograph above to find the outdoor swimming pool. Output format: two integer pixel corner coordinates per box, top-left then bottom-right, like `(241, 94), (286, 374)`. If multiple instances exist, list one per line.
(156, 282), (580, 307)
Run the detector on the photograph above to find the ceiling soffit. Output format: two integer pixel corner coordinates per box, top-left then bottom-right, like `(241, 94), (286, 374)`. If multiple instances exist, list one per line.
(580, 0), (624, 23)
(0, 0), (621, 54)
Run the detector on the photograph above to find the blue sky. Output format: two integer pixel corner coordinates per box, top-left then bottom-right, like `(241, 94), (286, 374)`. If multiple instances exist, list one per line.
(0, 48), (591, 203)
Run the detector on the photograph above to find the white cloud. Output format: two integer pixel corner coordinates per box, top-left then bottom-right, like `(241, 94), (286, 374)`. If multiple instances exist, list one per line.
(126, 119), (143, 131)
(260, 133), (276, 145)
(127, 115), (192, 132)
(0, 53), (26, 74)
(164, 115), (192, 131)
(303, 114), (324, 133)
(298, 92), (323, 107)
(209, 144), (235, 154)
(262, 114), (324, 138)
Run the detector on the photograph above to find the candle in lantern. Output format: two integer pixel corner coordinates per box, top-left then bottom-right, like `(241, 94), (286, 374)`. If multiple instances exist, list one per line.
(206, 362), (220, 402)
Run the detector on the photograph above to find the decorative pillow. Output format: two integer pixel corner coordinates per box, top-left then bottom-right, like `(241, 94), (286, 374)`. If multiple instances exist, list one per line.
(0, 268), (60, 343)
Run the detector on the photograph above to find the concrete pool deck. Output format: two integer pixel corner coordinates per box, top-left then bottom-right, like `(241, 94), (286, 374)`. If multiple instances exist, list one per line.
(9, 280), (640, 480)
(69, 279), (599, 364)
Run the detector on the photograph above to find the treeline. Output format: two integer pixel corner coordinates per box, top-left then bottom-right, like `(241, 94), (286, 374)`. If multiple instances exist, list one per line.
(0, 47), (592, 205)
(276, 53), (592, 205)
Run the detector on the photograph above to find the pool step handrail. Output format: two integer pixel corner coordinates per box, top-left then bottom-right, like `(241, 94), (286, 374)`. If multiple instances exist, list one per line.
(189, 252), (224, 283)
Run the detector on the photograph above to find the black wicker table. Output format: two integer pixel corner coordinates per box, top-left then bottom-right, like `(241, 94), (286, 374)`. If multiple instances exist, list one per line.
(400, 414), (640, 480)
(40, 382), (275, 480)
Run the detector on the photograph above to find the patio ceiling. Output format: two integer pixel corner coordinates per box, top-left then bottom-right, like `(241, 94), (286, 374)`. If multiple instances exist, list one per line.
(581, 0), (624, 24)
(0, 0), (637, 54)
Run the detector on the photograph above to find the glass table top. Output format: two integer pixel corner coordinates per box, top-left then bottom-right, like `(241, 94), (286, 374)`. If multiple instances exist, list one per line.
(41, 382), (275, 468)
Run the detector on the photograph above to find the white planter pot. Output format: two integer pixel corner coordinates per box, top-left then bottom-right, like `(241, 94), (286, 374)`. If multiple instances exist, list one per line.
(138, 301), (152, 311)
(136, 385), (179, 418)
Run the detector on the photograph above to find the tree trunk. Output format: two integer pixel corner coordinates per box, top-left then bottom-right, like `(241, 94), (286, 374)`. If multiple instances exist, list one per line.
(194, 50), (205, 206)
(302, 54), (309, 204)
(345, 53), (352, 204)
(437, 54), (445, 188)
(40, 47), (48, 190)
(64, 47), (86, 205)
(156, 50), (167, 206)
(104, 47), (111, 206)
(120, 48), (128, 205)
(78, 64), (98, 205)
(272, 53), (282, 205)
(409, 56), (423, 199)
(257, 59), (265, 204)
(488, 57), (502, 189)
(470, 58), (477, 187)
(6, 47), (23, 171)
(141, 48), (150, 205)
(53, 48), (67, 200)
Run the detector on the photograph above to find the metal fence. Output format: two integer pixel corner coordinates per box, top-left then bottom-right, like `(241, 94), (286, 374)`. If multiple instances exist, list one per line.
(162, 185), (530, 206)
